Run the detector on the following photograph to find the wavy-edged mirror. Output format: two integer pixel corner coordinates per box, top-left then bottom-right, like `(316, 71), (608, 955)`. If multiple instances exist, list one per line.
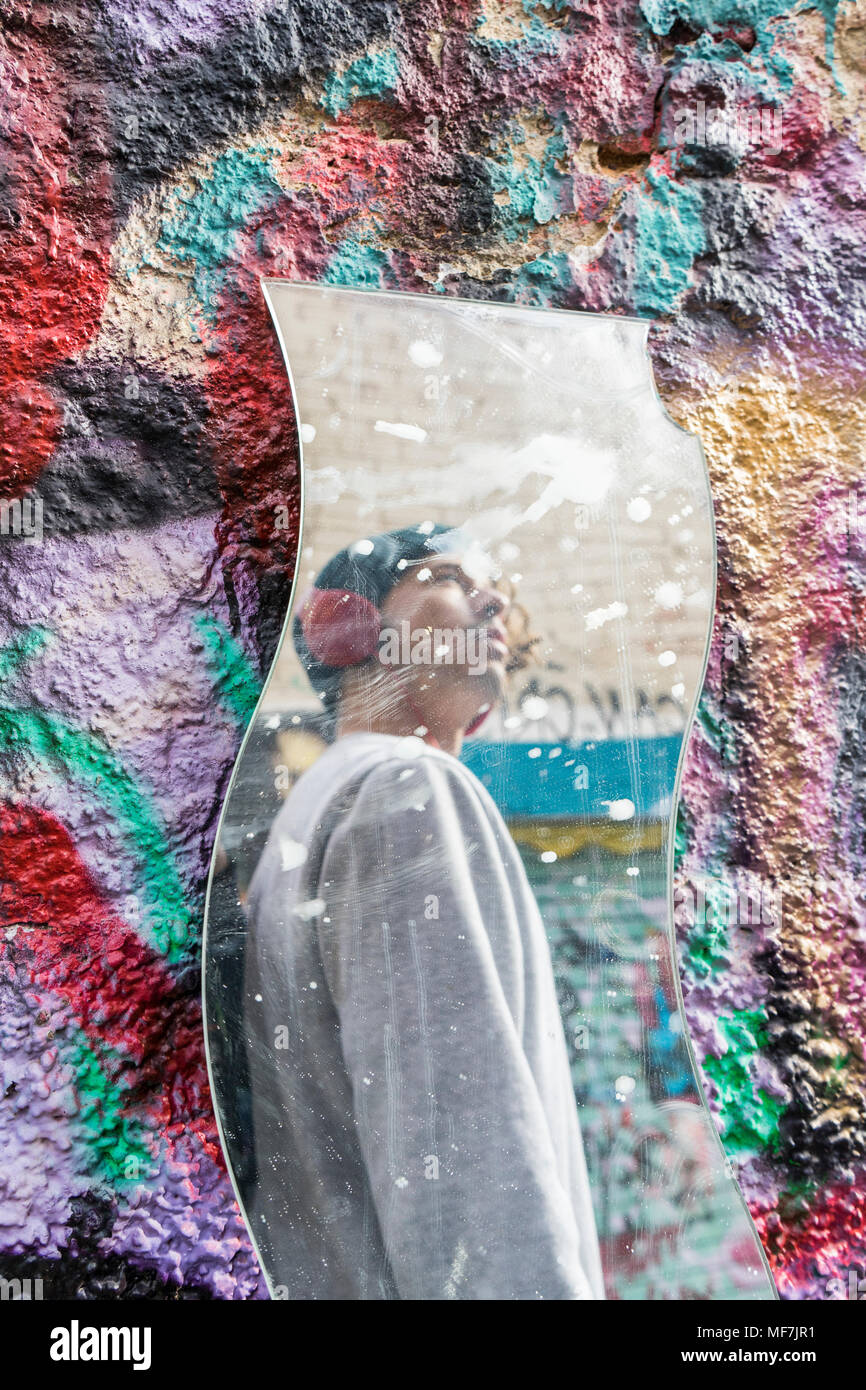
(203, 281), (776, 1301)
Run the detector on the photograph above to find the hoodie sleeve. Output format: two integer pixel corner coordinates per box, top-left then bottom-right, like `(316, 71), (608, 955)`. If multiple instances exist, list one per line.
(316, 751), (596, 1301)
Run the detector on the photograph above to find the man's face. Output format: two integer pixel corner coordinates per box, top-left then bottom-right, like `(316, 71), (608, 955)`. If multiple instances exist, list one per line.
(378, 551), (511, 703)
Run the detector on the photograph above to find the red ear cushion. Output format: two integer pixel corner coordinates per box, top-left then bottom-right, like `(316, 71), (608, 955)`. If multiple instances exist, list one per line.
(300, 588), (382, 668)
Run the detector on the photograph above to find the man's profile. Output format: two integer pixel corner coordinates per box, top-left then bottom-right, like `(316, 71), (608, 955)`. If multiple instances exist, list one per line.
(240, 522), (605, 1300)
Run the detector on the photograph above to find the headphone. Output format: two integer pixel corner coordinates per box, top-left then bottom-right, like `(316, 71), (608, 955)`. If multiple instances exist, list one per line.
(298, 587), (382, 669)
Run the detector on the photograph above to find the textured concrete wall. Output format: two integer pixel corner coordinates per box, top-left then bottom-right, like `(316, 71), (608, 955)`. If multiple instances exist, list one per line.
(0, 0), (863, 1298)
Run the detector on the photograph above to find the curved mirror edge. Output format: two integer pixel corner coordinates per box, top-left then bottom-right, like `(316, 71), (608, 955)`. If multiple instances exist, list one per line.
(200, 279), (778, 1301)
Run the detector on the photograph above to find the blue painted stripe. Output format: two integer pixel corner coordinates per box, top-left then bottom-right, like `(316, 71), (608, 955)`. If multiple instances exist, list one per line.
(460, 734), (683, 818)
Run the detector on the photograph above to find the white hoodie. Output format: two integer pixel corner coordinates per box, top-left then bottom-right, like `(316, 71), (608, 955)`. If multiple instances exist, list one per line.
(241, 731), (605, 1300)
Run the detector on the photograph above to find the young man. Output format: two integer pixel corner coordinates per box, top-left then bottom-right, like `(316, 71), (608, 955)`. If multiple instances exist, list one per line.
(241, 523), (604, 1300)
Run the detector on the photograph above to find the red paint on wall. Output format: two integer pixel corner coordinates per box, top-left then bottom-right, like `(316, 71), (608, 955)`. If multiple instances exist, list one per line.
(0, 36), (112, 494)
(0, 802), (222, 1167)
(201, 195), (333, 663)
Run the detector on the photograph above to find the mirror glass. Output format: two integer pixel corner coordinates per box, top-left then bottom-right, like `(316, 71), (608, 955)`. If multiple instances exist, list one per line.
(204, 281), (775, 1301)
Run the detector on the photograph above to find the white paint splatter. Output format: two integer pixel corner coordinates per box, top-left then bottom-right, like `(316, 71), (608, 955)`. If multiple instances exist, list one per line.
(374, 420), (428, 443)
(586, 600), (628, 630)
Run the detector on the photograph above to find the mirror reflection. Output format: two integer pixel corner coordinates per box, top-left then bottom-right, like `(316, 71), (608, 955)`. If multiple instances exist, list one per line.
(204, 282), (775, 1301)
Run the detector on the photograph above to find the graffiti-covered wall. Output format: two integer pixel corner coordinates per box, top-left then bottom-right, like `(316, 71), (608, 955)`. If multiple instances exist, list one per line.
(1, 0), (864, 1299)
